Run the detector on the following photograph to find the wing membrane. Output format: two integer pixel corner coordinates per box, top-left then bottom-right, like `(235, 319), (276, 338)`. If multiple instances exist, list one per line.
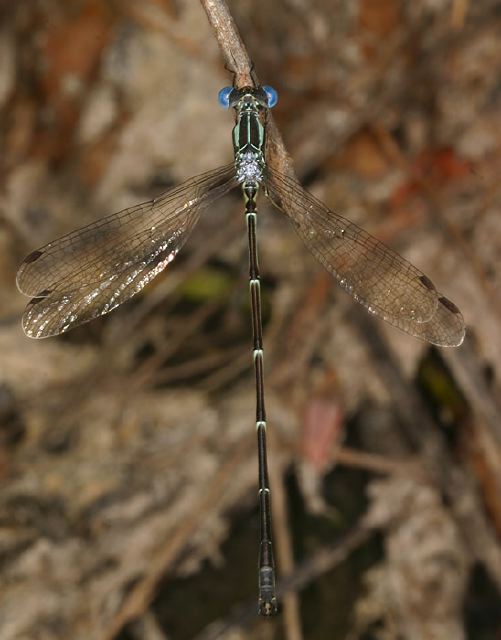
(19, 164), (238, 338)
(17, 164), (236, 296)
(265, 167), (464, 347)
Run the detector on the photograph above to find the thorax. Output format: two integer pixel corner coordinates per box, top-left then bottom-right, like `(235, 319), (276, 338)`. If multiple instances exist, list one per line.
(233, 105), (266, 184)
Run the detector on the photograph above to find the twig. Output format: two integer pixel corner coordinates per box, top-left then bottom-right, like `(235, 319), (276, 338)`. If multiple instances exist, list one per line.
(151, 344), (245, 386)
(130, 300), (222, 388)
(128, 611), (170, 640)
(277, 520), (371, 596)
(199, 0), (253, 87)
(269, 439), (304, 640)
(335, 446), (423, 478)
(451, 0), (469, 29)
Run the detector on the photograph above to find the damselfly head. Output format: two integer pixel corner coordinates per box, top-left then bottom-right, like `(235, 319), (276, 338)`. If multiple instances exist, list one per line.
(218, 85), (278, 110)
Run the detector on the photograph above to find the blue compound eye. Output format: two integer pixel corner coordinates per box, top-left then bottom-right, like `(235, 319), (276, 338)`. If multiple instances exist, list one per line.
(218, 86), (233, 108)
(263, 85), (278, 108)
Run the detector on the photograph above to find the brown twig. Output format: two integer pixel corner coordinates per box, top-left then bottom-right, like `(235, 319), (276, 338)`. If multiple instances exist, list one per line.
(335, 446), (423, 478)
(127, 611), (169, 640)
(199, 0), (253, 87)
(269, 438), (304, 640)
(451, 0), (469, 29)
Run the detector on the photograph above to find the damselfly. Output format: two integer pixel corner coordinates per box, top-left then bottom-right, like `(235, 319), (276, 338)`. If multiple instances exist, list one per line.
(17, 83), (465, 615)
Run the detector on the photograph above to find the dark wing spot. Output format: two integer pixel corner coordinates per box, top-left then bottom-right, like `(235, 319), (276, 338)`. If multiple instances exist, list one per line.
(419, 275), (436, 291)
(23, 250), (44, 264)
(29, 290), (52, 304)
(438, 296), (461, 314)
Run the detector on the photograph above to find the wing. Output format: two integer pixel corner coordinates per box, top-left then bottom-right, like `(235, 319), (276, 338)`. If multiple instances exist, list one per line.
(264, 167), (465, 347)
(18, 164), (238, 338)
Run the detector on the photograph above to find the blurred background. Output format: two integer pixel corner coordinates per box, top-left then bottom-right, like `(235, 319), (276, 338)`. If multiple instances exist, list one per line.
(0, 1), (500, 638)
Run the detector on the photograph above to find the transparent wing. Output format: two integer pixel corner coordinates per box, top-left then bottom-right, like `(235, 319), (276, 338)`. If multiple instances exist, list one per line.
(18, 164), (238, 338)
(265, 167), (465, 347)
